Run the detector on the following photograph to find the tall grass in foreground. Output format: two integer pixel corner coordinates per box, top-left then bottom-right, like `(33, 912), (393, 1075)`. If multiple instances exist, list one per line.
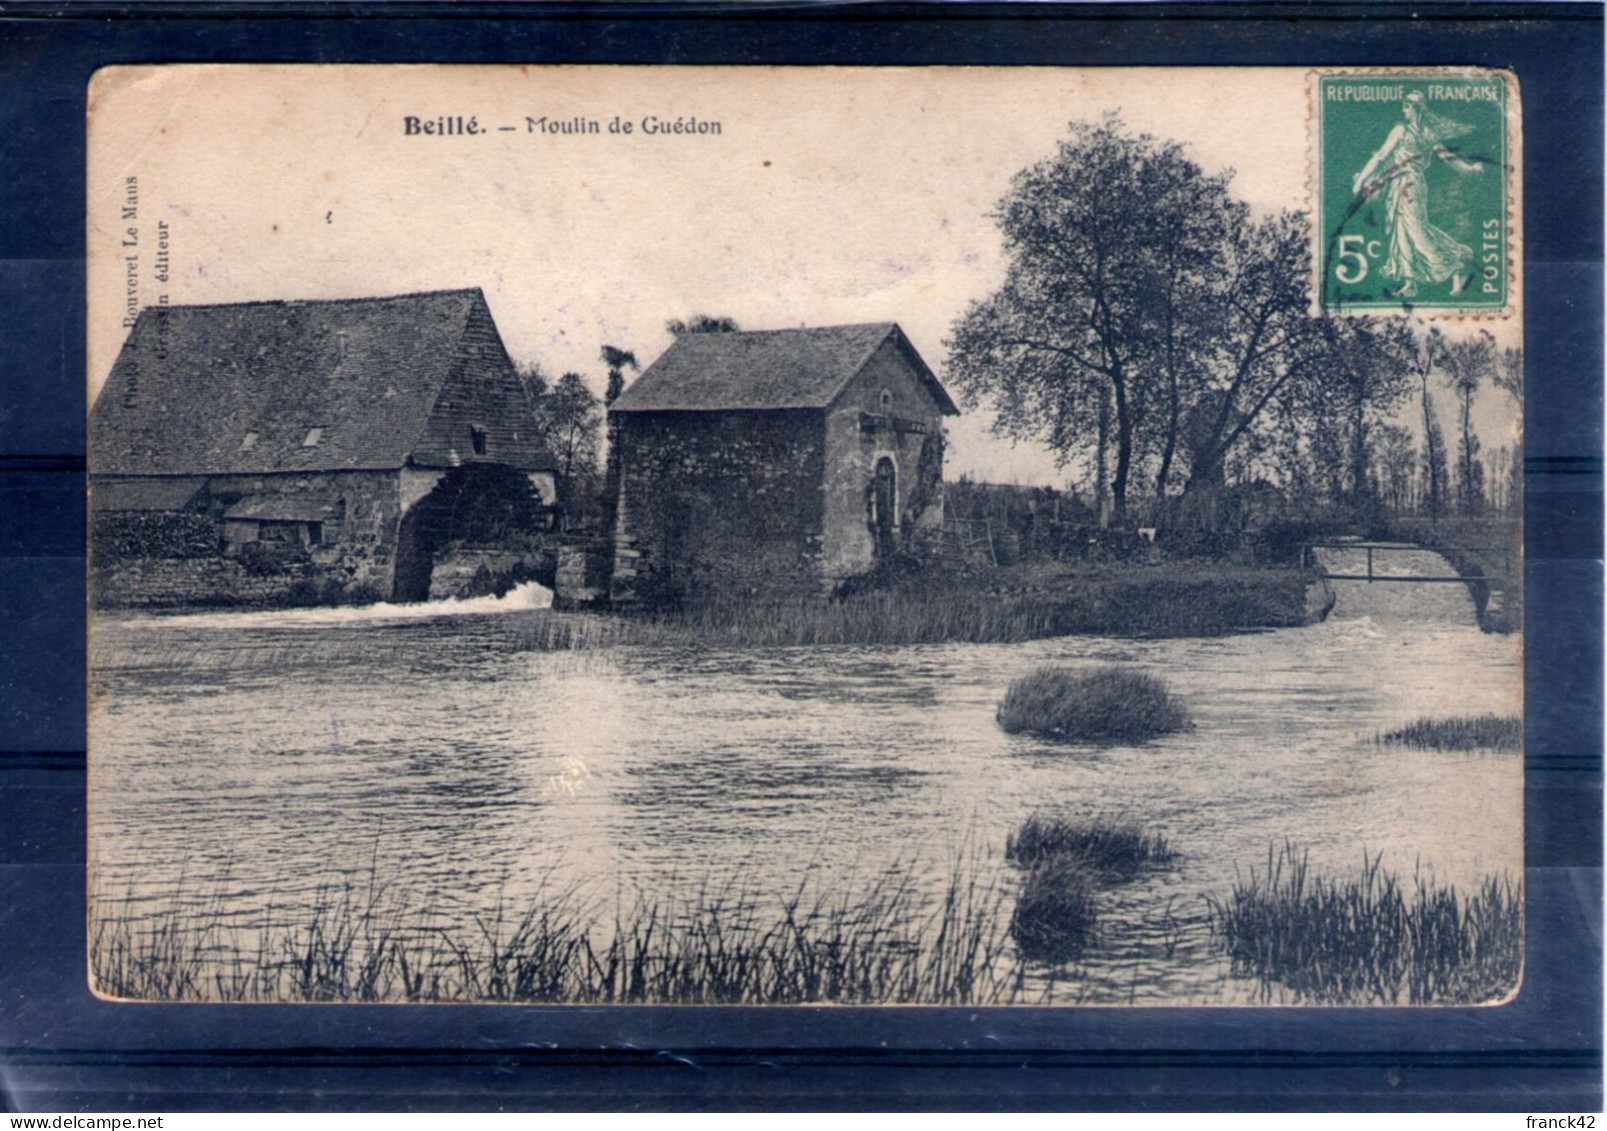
(1205, 844), (1522, 1005)
(91, 862), (1024, 1005)
(996, 666), (1190, 743)
(1379, 715), (1522, 751)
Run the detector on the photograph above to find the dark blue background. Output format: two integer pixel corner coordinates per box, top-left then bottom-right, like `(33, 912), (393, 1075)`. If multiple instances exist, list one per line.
(1, 3), (1599, 1111)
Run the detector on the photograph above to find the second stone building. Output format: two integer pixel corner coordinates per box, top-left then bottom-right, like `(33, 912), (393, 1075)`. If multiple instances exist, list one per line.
(609, 322), (959, 604)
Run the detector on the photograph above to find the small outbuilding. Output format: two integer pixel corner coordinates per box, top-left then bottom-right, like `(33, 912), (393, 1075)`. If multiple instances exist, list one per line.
(90, 288), (558, 606)
(609, 322), (960, 603)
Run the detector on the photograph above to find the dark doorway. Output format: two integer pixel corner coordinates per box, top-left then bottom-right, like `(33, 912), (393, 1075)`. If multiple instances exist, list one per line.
(872, 457), (897, 561)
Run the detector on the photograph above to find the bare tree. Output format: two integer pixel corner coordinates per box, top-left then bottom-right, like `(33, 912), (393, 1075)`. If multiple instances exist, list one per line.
(1493, 345), (1524, 404)
(1494, 345), (1524, 516)
(1372, 423), (1418, 515)
(1486, 445), (1511, 513)
(1441, 330), (1497, 516)
(1399, 328), (1449, 520)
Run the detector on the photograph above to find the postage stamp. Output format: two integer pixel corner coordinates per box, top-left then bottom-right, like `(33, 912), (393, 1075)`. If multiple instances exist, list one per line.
(1314, 69), (1515, 315)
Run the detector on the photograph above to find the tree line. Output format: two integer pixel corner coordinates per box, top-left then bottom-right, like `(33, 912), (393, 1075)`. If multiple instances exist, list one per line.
(945, 116), (1521, 528)
(516, 315), (739, 531)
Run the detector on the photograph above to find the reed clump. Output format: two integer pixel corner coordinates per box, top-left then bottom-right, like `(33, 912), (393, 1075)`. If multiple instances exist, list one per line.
(1379, 715), (1521, 751)
(1205, 843), (1523, 1005)
(996, 666), (1190, 743)
(1006, 814), (1177, 878)
(91, 862), (1021, 1006)
(1009, 854), (1100, 964)
(1003, 814), (1180, 964)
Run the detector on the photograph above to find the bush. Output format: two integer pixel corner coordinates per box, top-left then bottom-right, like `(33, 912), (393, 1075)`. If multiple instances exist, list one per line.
(1006, 814), (1177, 877)
(1009, 854), (1100, 963)
(237, 539), (311, 577)
(996, 666), (1189, 743)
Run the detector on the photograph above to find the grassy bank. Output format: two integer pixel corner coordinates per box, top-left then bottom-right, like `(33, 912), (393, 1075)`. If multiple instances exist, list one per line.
(1206, 844), (1522, 1005)
(512, 561), (1318, 651)
(91, 864), (1023, 1005)
(1380, 715), (1522, 751)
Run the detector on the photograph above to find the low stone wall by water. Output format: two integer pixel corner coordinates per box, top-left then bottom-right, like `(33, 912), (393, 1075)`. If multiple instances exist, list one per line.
(92, 556), (322, 608)
(1303, 574), (1336, 624)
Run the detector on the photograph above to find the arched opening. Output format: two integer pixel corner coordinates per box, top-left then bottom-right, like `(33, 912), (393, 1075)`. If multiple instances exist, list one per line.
(871, 456), (898, 562)
(391, 463), (554, 602)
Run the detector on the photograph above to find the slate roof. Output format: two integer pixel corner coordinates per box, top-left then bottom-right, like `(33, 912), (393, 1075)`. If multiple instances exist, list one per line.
(91, 289), (553, 475)
(610, 323), (960, 416)
(223, 494), (336, 522)
(91, 478), (206, 512)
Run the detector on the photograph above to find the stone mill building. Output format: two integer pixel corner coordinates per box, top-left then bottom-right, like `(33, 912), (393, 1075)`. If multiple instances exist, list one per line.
(608, 322), (960, 604)
(90, 288), (558, 607)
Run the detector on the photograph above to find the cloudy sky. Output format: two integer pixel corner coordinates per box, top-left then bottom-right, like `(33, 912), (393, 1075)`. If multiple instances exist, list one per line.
(88, 65), (1519, 485)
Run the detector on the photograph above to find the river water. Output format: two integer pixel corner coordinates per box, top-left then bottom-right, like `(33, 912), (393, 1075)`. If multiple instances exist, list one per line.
(88, 546), (1522, 1004)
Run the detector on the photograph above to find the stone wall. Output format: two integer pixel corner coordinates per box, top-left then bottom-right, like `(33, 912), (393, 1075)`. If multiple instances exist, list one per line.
(91, 510), (215, 561)
(91, 469), (402, 608)
(821, 338), (948, 579)
(555, 539), (613, 608)
(204, 469), (404, 596)
(91, 556), (341, 609)
(615, 409), (827, 604)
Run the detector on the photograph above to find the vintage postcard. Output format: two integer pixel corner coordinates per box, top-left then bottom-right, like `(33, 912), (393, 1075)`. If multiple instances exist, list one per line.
(87, 65), (1523, 1006)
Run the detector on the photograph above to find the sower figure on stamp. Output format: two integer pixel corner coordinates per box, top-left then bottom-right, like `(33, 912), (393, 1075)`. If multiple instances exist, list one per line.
(1352, 90), (1485, 299)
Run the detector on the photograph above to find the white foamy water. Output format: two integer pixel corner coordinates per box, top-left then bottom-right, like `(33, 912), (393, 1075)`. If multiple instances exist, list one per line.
(114, 580), (554, 631)
(87, 551), (1521, 1004)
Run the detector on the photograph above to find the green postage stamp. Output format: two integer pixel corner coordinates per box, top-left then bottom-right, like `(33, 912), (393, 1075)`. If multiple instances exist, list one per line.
(1315, 69), (1517, 315)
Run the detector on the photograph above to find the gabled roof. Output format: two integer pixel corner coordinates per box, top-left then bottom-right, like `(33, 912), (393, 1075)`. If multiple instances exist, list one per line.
(90, 288), (554, 475)
(610, 322), (960, 416)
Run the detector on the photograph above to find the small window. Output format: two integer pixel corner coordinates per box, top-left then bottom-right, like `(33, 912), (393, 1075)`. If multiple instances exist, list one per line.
(470, 427), (488, 456)
(302, 427), (323, 447)
(879, 390), (893, 411)
(239, 431), (259, 451)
